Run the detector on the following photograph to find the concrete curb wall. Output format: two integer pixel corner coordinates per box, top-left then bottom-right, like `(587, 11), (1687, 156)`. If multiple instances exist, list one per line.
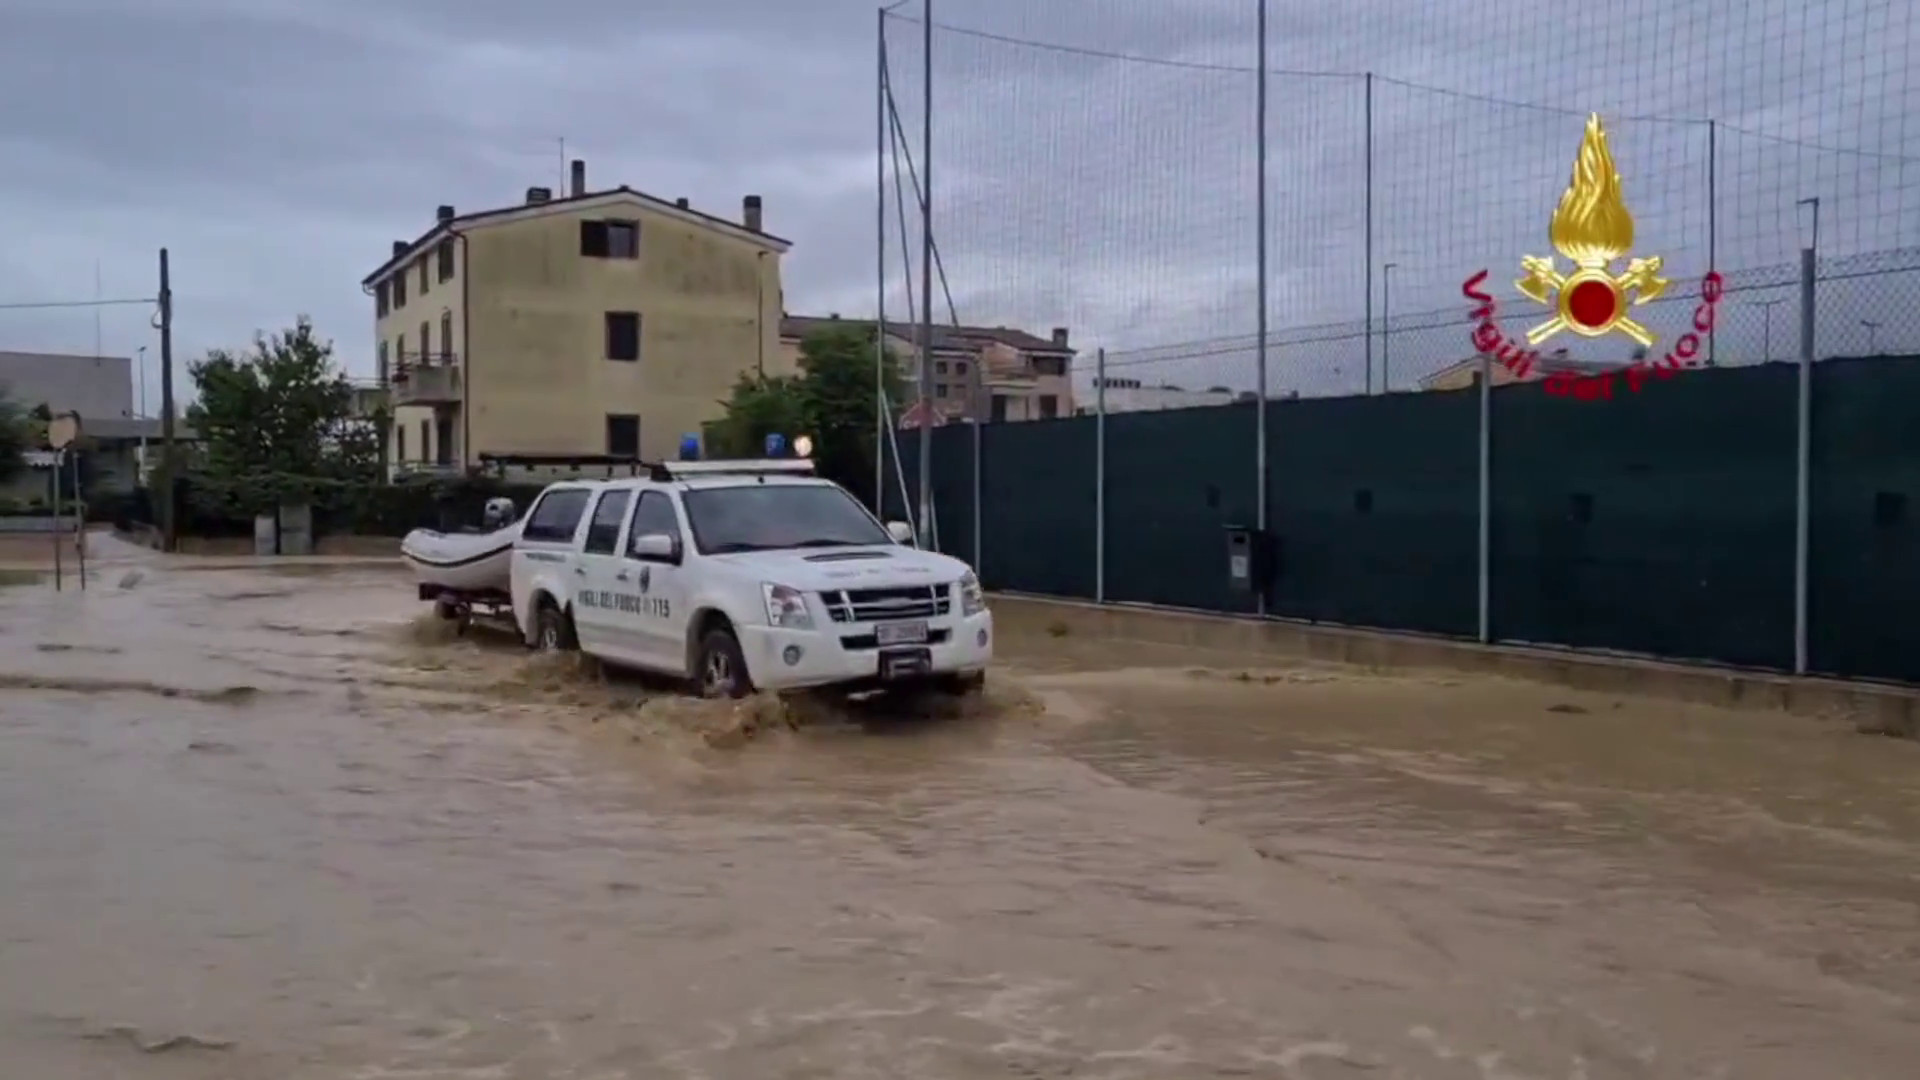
(0, 515), (81, 533)
(989, 593), (1918, 738)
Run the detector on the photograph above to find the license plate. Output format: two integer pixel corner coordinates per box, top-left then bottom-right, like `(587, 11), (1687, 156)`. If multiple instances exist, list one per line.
(879, 647), (933, 680)
(875, 620), (929, 646)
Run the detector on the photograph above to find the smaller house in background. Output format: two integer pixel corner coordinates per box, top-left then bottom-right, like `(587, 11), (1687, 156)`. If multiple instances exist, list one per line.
(0, 350), (172, 505)
(1074, 376), (1236, 415)
(1419, 347), (1621, 392)
(778, 314), (1076, 425)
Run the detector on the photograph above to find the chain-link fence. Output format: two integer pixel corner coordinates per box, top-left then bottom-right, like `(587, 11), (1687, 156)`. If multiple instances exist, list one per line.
(874, 0), (1920, 682)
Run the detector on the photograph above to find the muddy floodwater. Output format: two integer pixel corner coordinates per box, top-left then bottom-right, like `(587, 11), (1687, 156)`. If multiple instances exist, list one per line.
(1, 538), (1917, 1079)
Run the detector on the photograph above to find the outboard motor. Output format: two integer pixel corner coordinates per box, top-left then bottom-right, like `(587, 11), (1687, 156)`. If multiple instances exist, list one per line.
(482, 497), (517, 530)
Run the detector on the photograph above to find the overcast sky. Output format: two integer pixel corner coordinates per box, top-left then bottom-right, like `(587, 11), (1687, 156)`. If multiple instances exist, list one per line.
(1, 0), (1914, 409)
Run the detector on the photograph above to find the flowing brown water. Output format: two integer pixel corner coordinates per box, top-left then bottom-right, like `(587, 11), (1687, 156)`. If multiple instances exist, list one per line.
(1, 537), (1916, 1078)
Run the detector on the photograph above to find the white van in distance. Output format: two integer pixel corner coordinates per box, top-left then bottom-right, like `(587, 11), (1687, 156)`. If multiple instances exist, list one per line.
(508, 458), (991, 698)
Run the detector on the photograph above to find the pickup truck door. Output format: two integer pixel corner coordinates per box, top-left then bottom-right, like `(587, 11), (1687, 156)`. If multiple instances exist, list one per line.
(622, 489), (693, 674)
(571, 489), (640, 663)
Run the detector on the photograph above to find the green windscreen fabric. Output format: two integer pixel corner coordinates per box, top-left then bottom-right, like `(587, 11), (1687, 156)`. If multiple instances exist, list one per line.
(1808, 356), (1920, 682)
(1102, 402), (1260, 613)
(879, 355), (1920, 683)
(1264, 390), (1480, 636)
(1489, 362), (1798, 669)
(977, 418), (1097, 597)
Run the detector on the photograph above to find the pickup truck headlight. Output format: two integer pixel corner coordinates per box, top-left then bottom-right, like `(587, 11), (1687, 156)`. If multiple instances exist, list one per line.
(761, 582), (814, 630)
(957, 571), (987, 616)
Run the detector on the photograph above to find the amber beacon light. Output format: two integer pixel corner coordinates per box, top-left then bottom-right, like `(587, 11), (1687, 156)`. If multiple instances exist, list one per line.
(1514, 113), (1670, 347)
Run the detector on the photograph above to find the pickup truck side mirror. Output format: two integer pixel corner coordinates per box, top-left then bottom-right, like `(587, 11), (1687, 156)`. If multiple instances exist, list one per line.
(885, 520), (914, 545)
(630, 532), (680, 562)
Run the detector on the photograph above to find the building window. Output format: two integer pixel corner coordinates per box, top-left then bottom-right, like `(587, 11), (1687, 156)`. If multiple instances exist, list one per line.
(396, 333), (406, 366)
(419, 419), (430, 461)
(956, 361), (968, 376)
(440, 312), (453, 361)
(990, 394), (1009, 422)
(418, 259), (429, 297)
(1038, 394), (1058, 419)
(581, 219), (641, 259)
(605, 312), (640, 362)
(1033, 355), (1066, 377)
(392, 272), (406, 308)
(396, 426), (407, 461)
(606, 413), (640, 457)
(436, 239), (454, 282)
(376, 282), (389, 317)
(935, 361), (948, 375)
(935, 383), (948, 398)
(607, 220), (638, 258)
(419, 320), (430, 362)
(377, 340), (389, 383)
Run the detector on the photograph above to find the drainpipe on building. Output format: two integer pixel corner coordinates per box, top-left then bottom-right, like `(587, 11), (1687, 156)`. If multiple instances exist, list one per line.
(455, 228), (472, 473)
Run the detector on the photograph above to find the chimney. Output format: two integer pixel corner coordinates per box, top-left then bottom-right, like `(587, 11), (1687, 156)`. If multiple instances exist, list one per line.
(742, 194), (763, 233)
(435, 204), (454, 222)
(391, 240), (408, 257)
(569, 158), (586, 197)
(1051, 327), (1069, 347)
(526, 186), (551, 204)
(674, 197), (689, 209)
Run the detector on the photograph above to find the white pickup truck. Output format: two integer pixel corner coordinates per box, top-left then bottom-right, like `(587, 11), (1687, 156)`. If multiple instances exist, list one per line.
(508, 458), (992, 698)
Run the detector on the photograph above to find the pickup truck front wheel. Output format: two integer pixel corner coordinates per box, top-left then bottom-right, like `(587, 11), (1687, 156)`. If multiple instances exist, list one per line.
(533, 602), (578, 653)
(695, 628), (753, 699)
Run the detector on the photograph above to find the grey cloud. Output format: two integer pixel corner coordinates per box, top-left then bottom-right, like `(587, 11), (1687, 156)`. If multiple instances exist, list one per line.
(0, 0), (1913, 414)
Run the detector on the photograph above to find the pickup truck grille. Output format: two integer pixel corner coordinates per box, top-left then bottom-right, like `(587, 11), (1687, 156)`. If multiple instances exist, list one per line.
(821, 584), (950, 623)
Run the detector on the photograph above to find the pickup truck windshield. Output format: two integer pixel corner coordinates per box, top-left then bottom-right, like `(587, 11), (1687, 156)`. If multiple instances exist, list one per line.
(682, 484), (893, 554)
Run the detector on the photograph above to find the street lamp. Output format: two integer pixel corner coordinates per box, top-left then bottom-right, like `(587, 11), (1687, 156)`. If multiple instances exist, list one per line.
(1381, 262), (1399, 394)
(1861, 319), (1882, 354)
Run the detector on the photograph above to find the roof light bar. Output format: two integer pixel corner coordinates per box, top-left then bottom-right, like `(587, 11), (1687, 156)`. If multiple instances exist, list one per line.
(649, 458), (816, 481)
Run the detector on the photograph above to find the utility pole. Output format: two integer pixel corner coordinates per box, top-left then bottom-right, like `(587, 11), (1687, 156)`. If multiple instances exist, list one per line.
(158, 248), (176, 552)
(915, 0), (934, 546)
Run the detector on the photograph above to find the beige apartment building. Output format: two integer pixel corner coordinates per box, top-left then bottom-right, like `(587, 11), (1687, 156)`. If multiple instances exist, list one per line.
(1419, 348), (1620, 392)
(362, 160), (790, 471)
(777, 315), (1075, 424)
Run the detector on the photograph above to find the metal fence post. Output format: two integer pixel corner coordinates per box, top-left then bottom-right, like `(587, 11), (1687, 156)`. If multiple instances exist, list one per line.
(971, 416), (982, 575)
(1706, 118), (1718, 367)
(1095, 347), (1107, 603)
(874, 8), (888, 514)
(1253, 0), (1269, 617)
(914, 0), (935, 546)
(1477, 352), (1491, 643)
(1793, 197), (1819, 676)
(1362, 72), (1374, 396)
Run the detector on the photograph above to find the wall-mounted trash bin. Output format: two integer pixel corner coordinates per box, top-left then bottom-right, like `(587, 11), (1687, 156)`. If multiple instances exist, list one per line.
(1223, 524), (1271, 595)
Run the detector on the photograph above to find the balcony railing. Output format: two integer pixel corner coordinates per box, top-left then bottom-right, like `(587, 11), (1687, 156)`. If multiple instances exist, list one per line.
(386, 352), (462, 406)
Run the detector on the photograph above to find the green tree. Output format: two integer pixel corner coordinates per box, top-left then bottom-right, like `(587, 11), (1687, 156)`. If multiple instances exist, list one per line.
(708, 324), (905, 502)
(704, 372), (807, 459)
(185, 317), (383, 512)
(0, 391), (28, 482)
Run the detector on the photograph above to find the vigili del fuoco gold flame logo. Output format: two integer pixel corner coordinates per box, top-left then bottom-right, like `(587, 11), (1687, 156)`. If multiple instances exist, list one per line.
(1462, 113), (1723, 400)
